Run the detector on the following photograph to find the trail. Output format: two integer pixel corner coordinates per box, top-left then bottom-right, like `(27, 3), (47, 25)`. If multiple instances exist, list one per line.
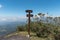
(0, 34), (30, 40)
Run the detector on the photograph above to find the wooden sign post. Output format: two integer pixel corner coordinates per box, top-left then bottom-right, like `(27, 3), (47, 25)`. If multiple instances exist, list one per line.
(25, 10), (33, 37)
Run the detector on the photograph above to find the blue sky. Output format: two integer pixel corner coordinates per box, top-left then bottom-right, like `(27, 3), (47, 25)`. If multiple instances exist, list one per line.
(0, 0), (60, 21)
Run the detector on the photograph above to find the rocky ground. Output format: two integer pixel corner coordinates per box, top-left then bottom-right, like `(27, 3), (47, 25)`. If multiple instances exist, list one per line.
(0, 35), (30, 40)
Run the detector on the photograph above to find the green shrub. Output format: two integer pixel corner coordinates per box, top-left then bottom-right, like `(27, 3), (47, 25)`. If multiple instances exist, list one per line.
(16, 26), (25, 31)
(36, 26), (51, 38)
(30, 26), (39, 32)
(54, 33), (60, 40)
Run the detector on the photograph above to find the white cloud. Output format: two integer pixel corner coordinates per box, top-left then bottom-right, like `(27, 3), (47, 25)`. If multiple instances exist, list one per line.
(0, 4), (3, 8)
(44, 14), (50, 17)
(1, 18), (7, 21)
(0, 16), (27, 21)
(0, 18), (7, 21)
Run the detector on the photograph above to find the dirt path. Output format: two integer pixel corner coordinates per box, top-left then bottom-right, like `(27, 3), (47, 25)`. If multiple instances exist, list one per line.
(0, 35), (30, 40)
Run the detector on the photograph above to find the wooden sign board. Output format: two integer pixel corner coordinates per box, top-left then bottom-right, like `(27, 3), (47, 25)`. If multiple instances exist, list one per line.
(26, 14), (33, 17)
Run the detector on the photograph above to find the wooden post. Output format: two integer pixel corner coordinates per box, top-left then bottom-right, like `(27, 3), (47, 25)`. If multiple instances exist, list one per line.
(26, 10), (33, 37)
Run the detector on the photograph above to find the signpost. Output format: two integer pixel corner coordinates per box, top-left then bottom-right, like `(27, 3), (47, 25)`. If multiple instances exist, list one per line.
(25, 10), (33, 37)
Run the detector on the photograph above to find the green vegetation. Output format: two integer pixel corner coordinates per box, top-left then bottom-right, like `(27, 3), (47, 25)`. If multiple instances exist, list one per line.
(17, 13), (60, 40)
(16, 13), (60, 40)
